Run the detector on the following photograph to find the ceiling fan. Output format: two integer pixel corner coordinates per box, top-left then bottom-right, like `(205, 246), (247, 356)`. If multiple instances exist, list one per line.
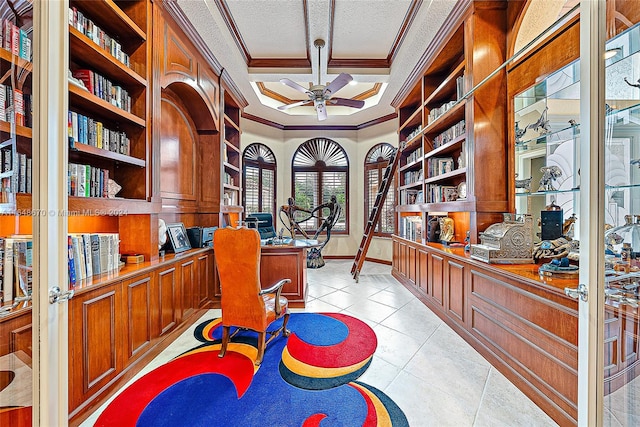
(277, 39), (365, 121)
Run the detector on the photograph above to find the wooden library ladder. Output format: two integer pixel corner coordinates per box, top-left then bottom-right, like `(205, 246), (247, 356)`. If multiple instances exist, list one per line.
(351, 146), (400, 282)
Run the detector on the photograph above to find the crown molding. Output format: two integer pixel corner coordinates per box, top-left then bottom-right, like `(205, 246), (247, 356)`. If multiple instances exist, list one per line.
(327, 0), (422, 69)
(164, 0), (248, 108)
(242, 112), (397, 131)
(391, 0), (472, 108)
(215, 0), (311, 69)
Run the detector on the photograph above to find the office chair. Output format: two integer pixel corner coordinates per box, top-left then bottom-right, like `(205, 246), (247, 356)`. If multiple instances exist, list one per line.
(245, 212), (277, 239)
(213, 226), (291, 365)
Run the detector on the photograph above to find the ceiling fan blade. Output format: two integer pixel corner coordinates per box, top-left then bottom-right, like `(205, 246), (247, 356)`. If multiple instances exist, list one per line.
(314, 100), (328, 121)
(277, 100), (313, 110)
(323, 73), (353, 97)
(329, 97), (365, 109)
(280, 78), (311, 94)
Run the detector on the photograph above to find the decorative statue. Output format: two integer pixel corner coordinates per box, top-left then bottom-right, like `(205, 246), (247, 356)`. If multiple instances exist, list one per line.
(538, 165), (562, 192)
(514, 106), (551, 146)
(439, 217), (455, 242)
(278, 197), (312, 239)
(279, 196), (342, 268)
(515, 173), (532, 193)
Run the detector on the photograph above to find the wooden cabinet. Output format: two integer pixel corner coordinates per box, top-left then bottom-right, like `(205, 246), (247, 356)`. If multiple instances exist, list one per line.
(178, 256), (196, 321)
(156, 263), (177, 337)
(395, 1), (507, 245)
(67, 249), (213, 422)
(195, 251), (214, 307)
(123, 274), (152, 361)
(392, 235), (579, 426)
(69, 281), (124, 415)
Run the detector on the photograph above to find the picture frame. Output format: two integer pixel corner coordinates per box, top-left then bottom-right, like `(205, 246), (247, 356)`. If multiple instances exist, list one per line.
(166, 222), (192, 253)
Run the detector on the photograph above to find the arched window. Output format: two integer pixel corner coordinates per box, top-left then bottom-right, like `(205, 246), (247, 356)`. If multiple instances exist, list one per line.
(243, 143), (276, 216)
(292, 138), (348, 233)
(365, 143), (395, 236)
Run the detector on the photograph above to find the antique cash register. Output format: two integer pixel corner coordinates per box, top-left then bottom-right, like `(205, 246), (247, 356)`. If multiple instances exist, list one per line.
(470, 214), (534, 264)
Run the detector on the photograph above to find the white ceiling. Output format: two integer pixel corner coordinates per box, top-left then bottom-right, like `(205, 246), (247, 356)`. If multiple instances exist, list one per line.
(176, 0), (457, 127)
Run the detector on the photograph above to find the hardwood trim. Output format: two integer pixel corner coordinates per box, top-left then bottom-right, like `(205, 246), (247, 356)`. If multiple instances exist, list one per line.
(327, 0), (422, 68)
(391, 0), (472, 108)
(214, 0), (311, 69)
(162, 0), (223, 75)
(256, 82), (295, 104)
(241, 112), (397, 131)
(162, 1), (247, 108)
(353, 83), (383, 101)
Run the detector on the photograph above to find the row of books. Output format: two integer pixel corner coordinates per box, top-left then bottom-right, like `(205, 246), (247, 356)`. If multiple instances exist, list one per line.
(405, 146), (422, 164)
(0, 85), (31, 128)
(68, 233), (120, 286)
(426, 157), (455, 178)
(403, 169), (423, 186)
(433, 120), (466, 148)
(0, 147), (32, 192)
(224, 172), (235, 186)
(1, 19), (31, 61)
(0, 236), (32, 308)
(68, 163), (111, 198)
(68, 7), (131, 69)
(68, 111), (131, 156)
(400, 189), (424, 205)
(71, 69), (132, 113)
(404, 125), (422, 143)
(426, 184), (459, 203)
(400, 216), (422, 242)
(427, 100), (457, 125)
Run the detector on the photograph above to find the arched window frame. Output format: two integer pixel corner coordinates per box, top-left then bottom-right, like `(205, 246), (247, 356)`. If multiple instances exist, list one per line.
(364, 143), (396, 237)
(291, 138), (349, 234)
(242, 143), (277, 217)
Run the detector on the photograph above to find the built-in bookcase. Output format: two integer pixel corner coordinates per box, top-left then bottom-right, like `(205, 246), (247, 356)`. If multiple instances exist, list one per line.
(221, 87), (243, 226)
(395, 2), (508, 244)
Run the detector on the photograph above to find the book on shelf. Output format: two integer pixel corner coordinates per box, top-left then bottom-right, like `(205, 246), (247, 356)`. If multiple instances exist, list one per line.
(401, 216), (423, 242)
(14, 240), (32, 299)
(68, 236), (76, 287)
(67, 233), (120, 285)
(68, 7), (131, 68)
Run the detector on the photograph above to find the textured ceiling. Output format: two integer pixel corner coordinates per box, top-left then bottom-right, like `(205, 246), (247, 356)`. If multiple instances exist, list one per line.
(177, 0), (457, 126)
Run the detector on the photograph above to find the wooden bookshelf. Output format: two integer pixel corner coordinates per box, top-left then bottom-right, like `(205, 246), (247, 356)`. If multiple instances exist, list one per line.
(395, 1), (507, 243)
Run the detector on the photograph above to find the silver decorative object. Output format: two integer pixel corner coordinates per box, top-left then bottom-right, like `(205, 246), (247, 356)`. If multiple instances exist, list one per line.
(470, 214), (534, 264)
(538, 165), (562, 192)
(515, 173), (532, 193)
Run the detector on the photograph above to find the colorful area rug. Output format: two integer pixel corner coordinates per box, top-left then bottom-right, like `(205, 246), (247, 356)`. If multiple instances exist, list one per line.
(96, 312), (409, 426)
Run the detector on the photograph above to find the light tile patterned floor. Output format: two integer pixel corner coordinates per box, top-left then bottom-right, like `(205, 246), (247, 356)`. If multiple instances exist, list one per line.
(82, 260), (558, 426)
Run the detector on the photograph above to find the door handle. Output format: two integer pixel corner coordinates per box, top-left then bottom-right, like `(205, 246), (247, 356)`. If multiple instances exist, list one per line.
(565, 283), (588, 302)
(49, 286), (74, 304)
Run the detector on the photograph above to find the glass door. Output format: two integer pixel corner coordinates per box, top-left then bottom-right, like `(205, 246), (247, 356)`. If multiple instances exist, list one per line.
(596, 1), (640, 425)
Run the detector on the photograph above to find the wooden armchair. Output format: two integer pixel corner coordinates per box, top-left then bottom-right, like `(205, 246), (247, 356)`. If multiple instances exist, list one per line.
(213, 226), (291, 365)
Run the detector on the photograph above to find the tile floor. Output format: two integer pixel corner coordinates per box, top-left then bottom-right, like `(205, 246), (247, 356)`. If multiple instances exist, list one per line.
(82, 260), (558, 426)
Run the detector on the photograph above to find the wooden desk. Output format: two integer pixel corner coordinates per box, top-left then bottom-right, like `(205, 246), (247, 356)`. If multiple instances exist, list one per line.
(213, 239), (316, 308)
(259, 239), (317, 308)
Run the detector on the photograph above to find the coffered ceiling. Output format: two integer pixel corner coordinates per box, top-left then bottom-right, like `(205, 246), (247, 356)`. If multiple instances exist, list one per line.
(175, 0), (457, 127)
